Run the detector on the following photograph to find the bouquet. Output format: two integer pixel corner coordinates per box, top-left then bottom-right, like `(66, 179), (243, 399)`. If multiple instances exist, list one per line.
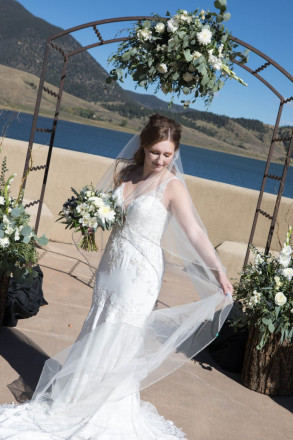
(231, 227), (293, 349)
(107, 1), (248, 108)
(57, 185), (124, 252)
(0, 156), (49, 284)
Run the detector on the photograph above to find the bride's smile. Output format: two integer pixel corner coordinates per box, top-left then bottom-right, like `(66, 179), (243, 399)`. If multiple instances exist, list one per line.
(143, 140), (175, 176)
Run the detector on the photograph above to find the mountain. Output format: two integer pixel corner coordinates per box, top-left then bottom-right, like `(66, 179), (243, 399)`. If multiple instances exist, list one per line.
(0, 0), (127, 103)
(0, 0), (291, 161)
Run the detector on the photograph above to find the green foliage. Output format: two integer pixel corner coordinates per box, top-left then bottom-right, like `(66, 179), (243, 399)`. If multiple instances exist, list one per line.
(231, 229), (293, 349)
(0, 157), (49, 284)
(107, 7), (248, 108)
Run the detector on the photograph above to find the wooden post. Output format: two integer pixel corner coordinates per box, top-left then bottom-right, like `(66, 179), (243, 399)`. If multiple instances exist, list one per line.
(241, 324), (293, 395)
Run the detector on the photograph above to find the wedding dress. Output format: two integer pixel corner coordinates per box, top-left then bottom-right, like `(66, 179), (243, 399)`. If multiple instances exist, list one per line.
(0, 140), (233, 439)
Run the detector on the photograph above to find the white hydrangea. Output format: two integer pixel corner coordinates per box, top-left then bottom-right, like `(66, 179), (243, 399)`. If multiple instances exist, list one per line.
(197, 28), (212, 46)
(275, 291), (287, 306)
(155, 22), (165, 34)
(281, 267), (293, 281)
(157, 63), (168, 74)
(0, 237), (10, 248)
(248, 289), (261, 306)
(167, 18), (179, 33)
(137, 28), (152, 41)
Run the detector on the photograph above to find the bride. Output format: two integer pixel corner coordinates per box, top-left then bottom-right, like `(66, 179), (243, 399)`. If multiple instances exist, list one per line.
(0, 114), (233, 439)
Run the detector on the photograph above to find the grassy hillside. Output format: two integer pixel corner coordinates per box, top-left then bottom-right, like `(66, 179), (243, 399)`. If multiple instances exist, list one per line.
(0, 64), (291, 163)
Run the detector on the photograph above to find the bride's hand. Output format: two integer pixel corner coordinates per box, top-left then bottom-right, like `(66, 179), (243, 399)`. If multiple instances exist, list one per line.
(217, 271), (234, 296)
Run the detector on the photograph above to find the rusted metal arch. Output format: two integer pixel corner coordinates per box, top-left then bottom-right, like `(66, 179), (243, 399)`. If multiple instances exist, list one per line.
(22, 16), (293, 265)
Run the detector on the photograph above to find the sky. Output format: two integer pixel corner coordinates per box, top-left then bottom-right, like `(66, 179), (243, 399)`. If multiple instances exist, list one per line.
(16, 0), (293, 126)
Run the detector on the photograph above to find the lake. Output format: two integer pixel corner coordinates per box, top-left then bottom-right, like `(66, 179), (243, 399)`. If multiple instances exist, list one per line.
(4, 111), (293, 198)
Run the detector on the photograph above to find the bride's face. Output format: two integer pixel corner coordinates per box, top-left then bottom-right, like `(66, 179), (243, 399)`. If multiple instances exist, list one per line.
(143, 140), (175, 174)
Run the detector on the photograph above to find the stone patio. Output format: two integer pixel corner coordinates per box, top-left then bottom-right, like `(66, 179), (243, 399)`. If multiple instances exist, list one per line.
(0, 242), (292, 440)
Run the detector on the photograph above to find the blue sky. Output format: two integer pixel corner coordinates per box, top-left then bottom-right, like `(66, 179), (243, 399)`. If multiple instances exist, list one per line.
(16, 0), (293, 126)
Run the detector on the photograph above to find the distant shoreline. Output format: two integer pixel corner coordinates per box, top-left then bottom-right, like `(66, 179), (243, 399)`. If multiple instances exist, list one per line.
(1, 105), (289, 166)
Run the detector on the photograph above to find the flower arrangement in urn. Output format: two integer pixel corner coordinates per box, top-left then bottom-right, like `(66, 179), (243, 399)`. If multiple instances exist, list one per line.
(0, 157), (49, 284)
(107, 1), (248, 108)
(232, 227), (293, 350)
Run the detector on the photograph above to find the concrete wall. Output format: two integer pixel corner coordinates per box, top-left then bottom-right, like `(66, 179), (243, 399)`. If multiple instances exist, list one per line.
(2, 138), (293, 253)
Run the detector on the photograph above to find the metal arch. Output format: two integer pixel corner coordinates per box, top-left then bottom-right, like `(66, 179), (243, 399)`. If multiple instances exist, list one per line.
(21, 16), (293, 264)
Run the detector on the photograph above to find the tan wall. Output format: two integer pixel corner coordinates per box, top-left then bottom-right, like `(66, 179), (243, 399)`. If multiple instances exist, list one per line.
(2, 138), (293, 251)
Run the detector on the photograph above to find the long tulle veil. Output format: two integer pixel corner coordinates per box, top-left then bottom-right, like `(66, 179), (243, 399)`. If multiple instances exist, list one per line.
(29, 133), (233, 421)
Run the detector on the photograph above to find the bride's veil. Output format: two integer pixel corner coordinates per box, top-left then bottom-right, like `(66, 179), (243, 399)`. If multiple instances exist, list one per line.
(30, 129), (233, 422)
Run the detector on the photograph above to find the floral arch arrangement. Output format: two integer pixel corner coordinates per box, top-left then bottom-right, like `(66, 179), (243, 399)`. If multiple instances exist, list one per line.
(107, 0), (249, 108)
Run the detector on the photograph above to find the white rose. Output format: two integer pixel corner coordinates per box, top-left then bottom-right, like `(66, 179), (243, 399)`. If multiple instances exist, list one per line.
(183, 72), (194, 82)
(2, 215), (10, 225)
(157, 63), (168, 74)
(167, 19), (179, 33)
(281, 267), (293, 281)
(0, 237), (9, 248)
(14, 230), (20, 241)
(275, 291), (287, 306)
(218, 43), (224, 58)
(155, 22), (165, 34)
(278, 251), (291, 268)
(89, 196), (104, 208)
(0, 196), (5, 205)
(197, 28), (213, 46)
(137, 28), (152, 41)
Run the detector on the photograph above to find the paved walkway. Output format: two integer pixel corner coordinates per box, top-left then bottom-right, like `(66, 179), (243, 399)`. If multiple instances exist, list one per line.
(0, 242), (292, 440)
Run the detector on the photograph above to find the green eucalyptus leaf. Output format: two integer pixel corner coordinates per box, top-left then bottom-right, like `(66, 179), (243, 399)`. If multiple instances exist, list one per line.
(268, 322), (275, 333)
(10, 207), (21, 218)
(22, 236), (30, 244)
(201, 74), (210, 86)
(122, 51), (131, 61)
(223, 12), (231, 21)
(214, 0), (227, 8)
(21, 225), (32, 237)
(0, 230), (4, 238)
(177, 31), (186, 39)
(218, 80), (225, 90)
(216, 14), (224, 23)
(183, 50), (192, 62)
(37, 235), (49, 246)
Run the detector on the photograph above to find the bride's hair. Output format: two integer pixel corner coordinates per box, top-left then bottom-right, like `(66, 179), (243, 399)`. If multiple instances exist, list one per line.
(114, 114), (182, 187)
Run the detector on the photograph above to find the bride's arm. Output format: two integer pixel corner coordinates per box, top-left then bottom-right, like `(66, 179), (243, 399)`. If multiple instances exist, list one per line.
(167, 179), (233, 295)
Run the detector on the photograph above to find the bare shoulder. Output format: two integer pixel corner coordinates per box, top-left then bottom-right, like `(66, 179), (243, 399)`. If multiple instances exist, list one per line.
(165, 177), (189, 203)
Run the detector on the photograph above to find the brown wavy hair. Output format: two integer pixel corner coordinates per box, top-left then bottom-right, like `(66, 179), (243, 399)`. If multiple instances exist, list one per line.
(114, 114), (182, 187)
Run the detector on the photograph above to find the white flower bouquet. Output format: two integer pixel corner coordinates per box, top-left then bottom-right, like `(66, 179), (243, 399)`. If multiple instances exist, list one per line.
(231, 227), (293, 349)
(107, 1), (248, 108)
(0, 157), (49, 284)
(57, 185), (124, 252)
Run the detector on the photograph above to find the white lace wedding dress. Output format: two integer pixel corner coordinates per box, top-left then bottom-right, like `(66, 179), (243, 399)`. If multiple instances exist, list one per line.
(0, 177), (188, 439)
